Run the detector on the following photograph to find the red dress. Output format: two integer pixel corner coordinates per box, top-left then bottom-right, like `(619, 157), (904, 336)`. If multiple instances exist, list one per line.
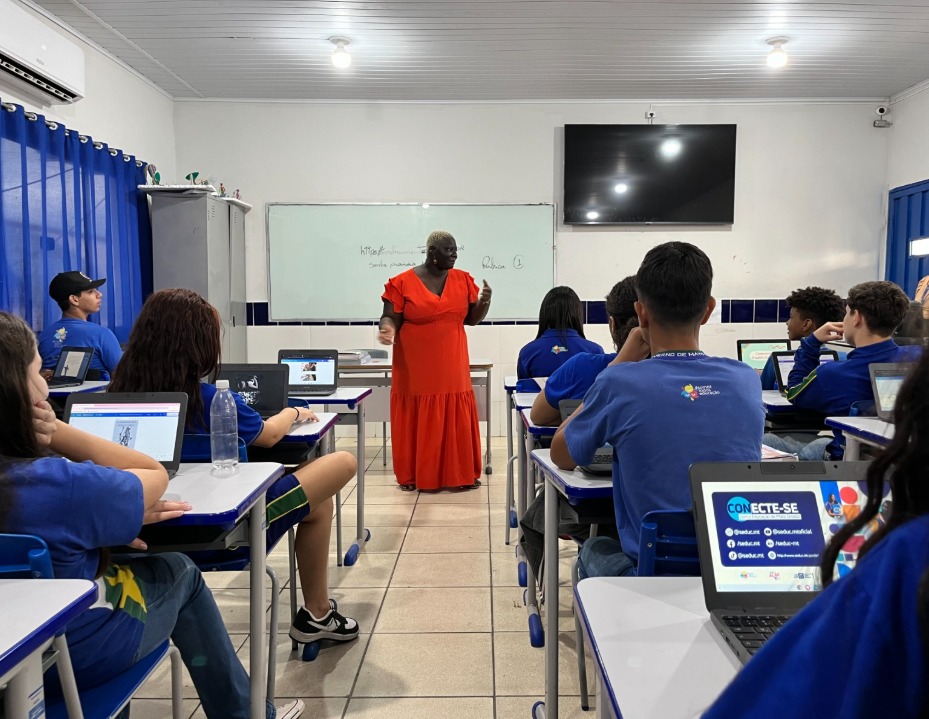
(382, 268), (483, 490)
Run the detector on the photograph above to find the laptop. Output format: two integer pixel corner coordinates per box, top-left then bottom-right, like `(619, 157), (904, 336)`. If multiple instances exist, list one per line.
(64, 392), (188, 477)
(771, 350), (839, 395)
(217, 364), (289, 419)
(736, 339), (791, 372)
(278, 349), (339, 396)
(46, 346), (94, 388)
(690, 460), (881, 665)
(558, 399), (612, 474)
(869, 363), (913, 422)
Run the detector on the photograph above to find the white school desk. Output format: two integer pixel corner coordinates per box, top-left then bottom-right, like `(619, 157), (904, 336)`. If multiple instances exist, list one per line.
(292, 389), (373, 566)
(825, 416), (895, 460)
(574, 577), (739, 719)
(514, 405), (553, 595)
(530, 449), (613, 719)
(46, 380), (109, 397)
(338, 359), (494, 474)
(149, 462), (284, 719)
(0, 579), (97, 719)
(761, 390), (791, 412)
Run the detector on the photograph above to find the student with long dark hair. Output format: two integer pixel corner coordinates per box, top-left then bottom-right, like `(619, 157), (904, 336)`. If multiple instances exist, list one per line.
(517, 286), (603, 379)
(108, 289), (359, 648)
(704, 352), (929, 718)
(0, 311), (305, 719)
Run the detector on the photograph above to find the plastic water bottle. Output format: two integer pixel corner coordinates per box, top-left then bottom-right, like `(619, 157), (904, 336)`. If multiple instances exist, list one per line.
(210, 379), (239, 471)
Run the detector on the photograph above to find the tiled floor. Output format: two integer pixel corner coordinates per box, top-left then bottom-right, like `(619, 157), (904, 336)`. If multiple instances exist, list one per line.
(130, 437), (594, 718)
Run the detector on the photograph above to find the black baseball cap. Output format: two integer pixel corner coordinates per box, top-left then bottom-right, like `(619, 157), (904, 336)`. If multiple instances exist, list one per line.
(48, 271), (106, 303)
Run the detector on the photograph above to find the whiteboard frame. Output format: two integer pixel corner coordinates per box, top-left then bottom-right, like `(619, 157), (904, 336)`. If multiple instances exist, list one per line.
(264, 202), (556, 322)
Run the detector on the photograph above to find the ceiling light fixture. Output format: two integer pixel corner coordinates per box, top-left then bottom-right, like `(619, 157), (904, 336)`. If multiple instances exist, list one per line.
(766, 37), (789, 69)
(330, 37), (352, 68)
(614, 182), (628, 194)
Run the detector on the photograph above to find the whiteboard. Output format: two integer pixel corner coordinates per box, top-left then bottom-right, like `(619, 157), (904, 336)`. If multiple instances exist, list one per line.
(266, 204), (555, 321)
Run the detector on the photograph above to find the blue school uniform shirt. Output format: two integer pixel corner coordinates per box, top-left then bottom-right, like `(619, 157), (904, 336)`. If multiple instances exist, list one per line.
(704, 514), (929, 719)
(543, 351), (616, 407)
(3, 457), (146, 687)
(517, 329), (603, 379)
(37, 317), (123, 377)
(181, 383), (265, 452)
(564, 352), (764, 559)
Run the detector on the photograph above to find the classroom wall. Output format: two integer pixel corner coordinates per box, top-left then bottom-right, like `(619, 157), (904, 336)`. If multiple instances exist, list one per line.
(886, 86), (929, 191)
(174, 99), (887, 435)
(0, 1), (176, 180)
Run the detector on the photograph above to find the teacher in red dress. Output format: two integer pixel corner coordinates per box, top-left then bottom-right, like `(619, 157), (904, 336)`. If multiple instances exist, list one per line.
(378, 230), (492, 491)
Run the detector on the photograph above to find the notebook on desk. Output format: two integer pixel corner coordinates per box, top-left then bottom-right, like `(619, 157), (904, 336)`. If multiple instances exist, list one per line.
(216, 364), (288, 419)
(736, 339), (791, 372)
(46, 346), (94, 388)
(869, 363), (913, 423)
(558, 399), (612, 474)
(64, 392), (188, 477)
(690, 460), (879, 665)
(771, 350), (839, 395)
(278, 349), (339, 396)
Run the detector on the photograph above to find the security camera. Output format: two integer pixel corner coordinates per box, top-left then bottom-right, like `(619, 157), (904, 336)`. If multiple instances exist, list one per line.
(645, 110), (656, 120)
(876, 106), (889, 116)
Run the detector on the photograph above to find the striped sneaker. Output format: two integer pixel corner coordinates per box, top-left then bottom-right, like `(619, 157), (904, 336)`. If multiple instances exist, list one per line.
(275, 699), (305, 719)
(289, 606), (359, 643)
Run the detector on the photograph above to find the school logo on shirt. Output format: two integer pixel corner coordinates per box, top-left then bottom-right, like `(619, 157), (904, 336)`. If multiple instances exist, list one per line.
(550, 345), (567, 355)
(681, 383), (721, 400)
(54, 327), (67, 346)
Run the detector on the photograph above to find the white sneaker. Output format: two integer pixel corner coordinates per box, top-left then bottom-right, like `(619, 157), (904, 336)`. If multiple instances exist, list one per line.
(276, 699), (305, 719)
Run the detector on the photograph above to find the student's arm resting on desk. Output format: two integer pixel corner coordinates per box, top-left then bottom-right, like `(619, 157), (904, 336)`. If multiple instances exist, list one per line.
(531, 353), (587, 426)
(253, 406), (318, 447)
(551, 369), (616, 469)
(785, 328), (845, 414)
(530, 390), (561, 426)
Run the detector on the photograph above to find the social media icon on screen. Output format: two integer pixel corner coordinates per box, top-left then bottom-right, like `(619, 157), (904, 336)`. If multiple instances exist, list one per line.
(728, 551), (737, 561)
(764, 528), (772, 536)
(768, 551), (777, 560)
(725, 528), (734, 537)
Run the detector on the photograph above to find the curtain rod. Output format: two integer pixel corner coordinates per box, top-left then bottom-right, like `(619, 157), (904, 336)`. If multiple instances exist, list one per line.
(1, 101), (143, 166)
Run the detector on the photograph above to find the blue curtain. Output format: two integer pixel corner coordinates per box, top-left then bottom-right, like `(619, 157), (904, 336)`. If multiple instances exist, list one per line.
(0, 101), (151, 342)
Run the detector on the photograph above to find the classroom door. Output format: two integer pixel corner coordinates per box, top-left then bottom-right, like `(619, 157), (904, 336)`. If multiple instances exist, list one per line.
(885, 179), (929, 296)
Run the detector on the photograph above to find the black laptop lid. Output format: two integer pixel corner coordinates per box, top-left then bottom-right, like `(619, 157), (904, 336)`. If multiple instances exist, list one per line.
(869, 363), (913, 422)
(54, 346), (94, 381)
(64, 392), (188, 473)
(217, 364), (288, 418)
(690, 461), (880, 614)
(278, 349), (339, 395)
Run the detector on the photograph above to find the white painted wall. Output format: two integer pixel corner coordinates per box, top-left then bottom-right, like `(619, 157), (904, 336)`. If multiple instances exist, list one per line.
(175, 99), (888, 435)
(887, 87), (929, 191)
(1, 1), (176, 180)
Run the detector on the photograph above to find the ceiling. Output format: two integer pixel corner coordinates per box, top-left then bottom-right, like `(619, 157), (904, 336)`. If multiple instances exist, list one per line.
(30, 0), (929, 101)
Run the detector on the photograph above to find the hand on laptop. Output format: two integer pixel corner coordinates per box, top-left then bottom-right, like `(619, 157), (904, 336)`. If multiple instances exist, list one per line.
(292, 407), (319, 424)
(813, 321), (844, 343)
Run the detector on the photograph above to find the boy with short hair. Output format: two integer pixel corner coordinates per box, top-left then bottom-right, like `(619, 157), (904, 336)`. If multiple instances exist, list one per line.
(760, 286), (845, 390)
(551, 241), (764, 578)
(764, 280), (917, 460)
(37, 271), (123, 378)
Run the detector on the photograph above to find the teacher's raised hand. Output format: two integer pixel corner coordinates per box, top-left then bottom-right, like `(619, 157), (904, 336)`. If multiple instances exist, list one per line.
(478, 280), (492, 305)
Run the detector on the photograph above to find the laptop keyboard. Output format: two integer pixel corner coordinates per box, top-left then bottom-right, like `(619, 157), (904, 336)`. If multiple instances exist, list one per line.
(591, 451), (612, 464)
(722, 615), (790, 655)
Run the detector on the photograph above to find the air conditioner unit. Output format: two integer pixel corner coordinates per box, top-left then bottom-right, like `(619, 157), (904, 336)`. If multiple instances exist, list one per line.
(0, 0), (84, 104)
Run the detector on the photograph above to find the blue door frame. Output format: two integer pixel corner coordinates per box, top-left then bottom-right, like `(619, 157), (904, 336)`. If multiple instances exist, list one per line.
(886, 179), (929, 296)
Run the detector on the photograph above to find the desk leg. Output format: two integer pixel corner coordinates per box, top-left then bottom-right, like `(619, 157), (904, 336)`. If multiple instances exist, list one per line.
(344, 401), (370, 566)
(484, 367), (493, 474)
(248, 493), (268, 719)
(524, 457), (543, 648)
(382, 371), (389, 466)
(504, 391), (516, 545)
(844, 436), (861, 461)
(516, 422), (529, 589)
(541, 474), (560, 719)
(3, 648), (47, 719)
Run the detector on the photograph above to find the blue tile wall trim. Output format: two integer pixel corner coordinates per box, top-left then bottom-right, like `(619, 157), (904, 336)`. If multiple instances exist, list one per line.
(246, 300), (787, 326)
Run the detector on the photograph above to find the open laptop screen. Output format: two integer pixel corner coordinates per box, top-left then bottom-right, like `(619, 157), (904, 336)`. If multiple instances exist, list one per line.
(696, 478), (890, 594)
(65, 397), (185, 464)
(279, 353), (337, 389)
(55, 347), (93, 380)
(874, 376), (904, 415)
(772, 350), (838, 391)
(736, 340), (790, 371)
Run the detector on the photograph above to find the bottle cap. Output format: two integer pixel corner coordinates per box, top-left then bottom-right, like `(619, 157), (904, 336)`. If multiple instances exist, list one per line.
(216, 379), (230, 389)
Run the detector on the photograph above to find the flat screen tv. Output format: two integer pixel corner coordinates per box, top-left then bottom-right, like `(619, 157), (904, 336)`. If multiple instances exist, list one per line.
(563, 124), (737, 225)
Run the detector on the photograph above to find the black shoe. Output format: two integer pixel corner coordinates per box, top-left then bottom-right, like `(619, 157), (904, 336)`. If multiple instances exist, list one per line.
(289, 607), (359, 643)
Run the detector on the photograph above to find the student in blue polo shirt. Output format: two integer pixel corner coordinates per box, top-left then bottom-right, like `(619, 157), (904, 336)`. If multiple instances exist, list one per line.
(517, 286), (603, 379)
(759, 286), (845, 390)
(763, 280), (918, 460)
(704, 352), (929, 719)
(551, 241), (764, 578)
(530, 276), (637, 425)
(37, 271), (123, 379)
